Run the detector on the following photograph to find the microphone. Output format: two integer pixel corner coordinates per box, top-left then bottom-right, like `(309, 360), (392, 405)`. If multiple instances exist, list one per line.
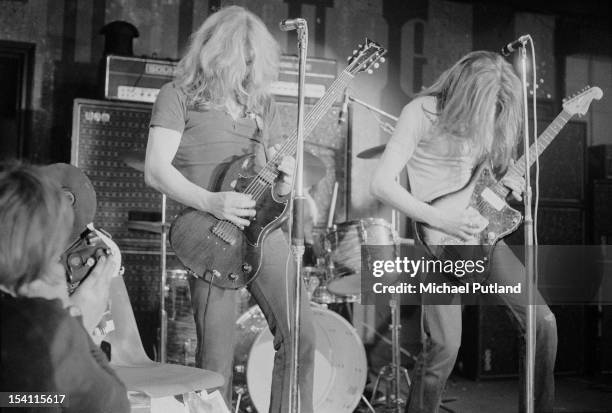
(338, 91), (350, 125)
(279, 18), (306, 32)
(501, 35), (529, 56)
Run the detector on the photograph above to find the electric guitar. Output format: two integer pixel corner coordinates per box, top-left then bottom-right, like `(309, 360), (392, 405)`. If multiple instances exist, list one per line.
(414, 86), (603, 269)
(170, 39), (387, 289)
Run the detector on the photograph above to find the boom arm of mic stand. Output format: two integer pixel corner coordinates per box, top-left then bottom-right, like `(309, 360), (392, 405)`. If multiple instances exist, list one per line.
(348, 95), (399, 122)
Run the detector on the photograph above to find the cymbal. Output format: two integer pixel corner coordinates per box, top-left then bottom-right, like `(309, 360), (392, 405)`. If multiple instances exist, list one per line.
(121, 150), (326, 187)
(302, 151), (326, 187)
(356, 144), (386, 159)
(122, 151), (145, 172)
(127, 220), (171, 234)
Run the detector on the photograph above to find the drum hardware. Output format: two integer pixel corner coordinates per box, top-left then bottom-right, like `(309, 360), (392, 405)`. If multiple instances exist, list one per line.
(367, 217), (408, 412)
(350, 94), (398, 159)
(302, 265), (322, 301)
(369, 294), (412, 412)
(164, 269), (197, 366)
(337, 91), (408, 410)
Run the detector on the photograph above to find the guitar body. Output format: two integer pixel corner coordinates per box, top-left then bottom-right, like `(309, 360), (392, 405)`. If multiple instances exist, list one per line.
(414, 163), (523, 279)
(170, 154), (289, 289)
(412, 86), (603, 280)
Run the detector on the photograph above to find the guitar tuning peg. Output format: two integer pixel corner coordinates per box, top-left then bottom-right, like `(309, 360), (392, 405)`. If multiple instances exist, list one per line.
(352, 50), (357, 55)
(374, 63), (380, 69)
(367, 69), (373, 74)
(358, 44), (363, 49)
(379, 57), (386, 63)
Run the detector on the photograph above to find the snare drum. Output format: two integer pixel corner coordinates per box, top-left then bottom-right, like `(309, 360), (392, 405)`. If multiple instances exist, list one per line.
(326, 218), (398, 296)
(233, 304), (367, 413)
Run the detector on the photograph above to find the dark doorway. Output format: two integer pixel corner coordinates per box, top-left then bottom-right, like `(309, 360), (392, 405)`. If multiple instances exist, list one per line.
(0, 41), (34, 161)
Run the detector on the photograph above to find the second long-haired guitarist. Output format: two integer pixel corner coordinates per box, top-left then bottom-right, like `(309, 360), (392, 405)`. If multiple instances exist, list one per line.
(371, 51), (557, 413)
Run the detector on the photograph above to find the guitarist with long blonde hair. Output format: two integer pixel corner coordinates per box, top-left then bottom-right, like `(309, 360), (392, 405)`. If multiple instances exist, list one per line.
(371, 51), (557, 412)
(144, 6), (315, 411)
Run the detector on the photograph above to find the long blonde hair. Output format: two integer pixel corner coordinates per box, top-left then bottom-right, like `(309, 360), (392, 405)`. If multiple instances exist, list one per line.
(419, 51), (522, 171)
(175, 6), (280, 117)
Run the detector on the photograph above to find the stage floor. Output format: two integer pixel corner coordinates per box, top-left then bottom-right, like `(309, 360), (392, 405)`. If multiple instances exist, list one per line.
(441, 374), (612, 413)
(359, 374), (612, 412)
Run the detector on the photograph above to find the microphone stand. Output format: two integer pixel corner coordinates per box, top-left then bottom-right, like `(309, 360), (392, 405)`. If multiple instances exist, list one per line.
(518, 38), (536, 413)
(289, 20), (308, 413)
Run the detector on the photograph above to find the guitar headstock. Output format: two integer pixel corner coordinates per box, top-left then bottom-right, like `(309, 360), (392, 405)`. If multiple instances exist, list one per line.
(346, 38), (387, 75)
(562, 86), (603, 117)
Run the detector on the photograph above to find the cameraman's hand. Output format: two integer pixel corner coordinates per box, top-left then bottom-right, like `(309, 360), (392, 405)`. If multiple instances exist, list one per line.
(69, 254), (119, 333)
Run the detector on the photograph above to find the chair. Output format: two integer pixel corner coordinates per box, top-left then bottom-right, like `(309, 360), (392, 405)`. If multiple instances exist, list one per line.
(104, 274), (224, 400)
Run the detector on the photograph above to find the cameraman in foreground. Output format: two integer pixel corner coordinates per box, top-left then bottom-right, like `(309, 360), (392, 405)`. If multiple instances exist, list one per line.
(0, 163), (129, 413)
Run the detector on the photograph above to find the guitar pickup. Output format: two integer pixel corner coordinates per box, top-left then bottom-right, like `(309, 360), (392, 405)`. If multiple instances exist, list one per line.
(480, 187), (505, 211)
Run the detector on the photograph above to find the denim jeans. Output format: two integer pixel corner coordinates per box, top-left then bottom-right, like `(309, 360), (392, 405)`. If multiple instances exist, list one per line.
(188, 229), (315, 412)
(406, 242), (558, 413)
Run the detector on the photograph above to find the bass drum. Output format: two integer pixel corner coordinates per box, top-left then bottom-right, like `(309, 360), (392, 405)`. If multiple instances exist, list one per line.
(233, 305), (367, 413)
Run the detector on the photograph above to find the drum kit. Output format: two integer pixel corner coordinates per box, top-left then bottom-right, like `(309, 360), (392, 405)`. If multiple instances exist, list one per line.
(123, 96), (413, 412)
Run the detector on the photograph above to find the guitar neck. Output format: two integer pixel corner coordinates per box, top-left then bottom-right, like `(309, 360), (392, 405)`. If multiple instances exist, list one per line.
(494, 109), (573, 196)
(249, 71), (354, 192)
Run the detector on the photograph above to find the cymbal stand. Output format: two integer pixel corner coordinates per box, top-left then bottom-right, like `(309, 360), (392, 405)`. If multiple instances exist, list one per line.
(344, 96), (408, 411)
(160, 193), (168, 363)
(370, 205), (410, 412)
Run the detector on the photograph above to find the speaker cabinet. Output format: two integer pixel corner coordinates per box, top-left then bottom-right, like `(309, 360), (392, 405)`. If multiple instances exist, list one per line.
(589, 145), (612, 180)
(457, 305), (585, 379)
(529, 120), (587, 203)
(593, 179), (612, 242)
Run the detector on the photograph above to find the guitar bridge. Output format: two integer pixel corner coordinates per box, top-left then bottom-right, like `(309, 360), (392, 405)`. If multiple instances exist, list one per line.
(211, 224), (237, 245)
